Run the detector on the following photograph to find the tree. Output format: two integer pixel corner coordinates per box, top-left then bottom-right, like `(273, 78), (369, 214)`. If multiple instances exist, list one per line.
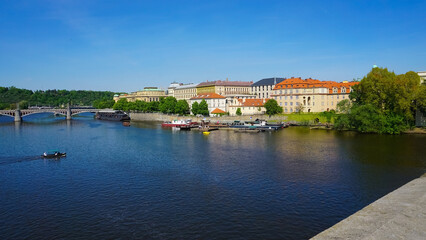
(336, 99), (351, 114)
(350, 68), (420, 122)
(295, 104), (304, 113)
(264, 99), (283, 116)
(134, 100), (147, 112)
(198, 99), (209, 116)
(320, 110), (336, 124)
(191, 101), (199, 115)
(175, 100), (190, 115)
(159, 96), (177, 114)
(113, 98), (128, 110)
(236, 108), (242, 116)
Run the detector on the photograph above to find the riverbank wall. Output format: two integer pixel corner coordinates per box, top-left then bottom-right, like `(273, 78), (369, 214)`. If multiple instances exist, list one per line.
(311, 173), (426, 239)
(129, 112), (289, 123)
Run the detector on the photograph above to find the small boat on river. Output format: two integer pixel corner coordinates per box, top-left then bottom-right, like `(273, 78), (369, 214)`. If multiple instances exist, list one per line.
(161, 119), (198, 128)
(95, 110), (130, 121)
(41, 150), (66, 159)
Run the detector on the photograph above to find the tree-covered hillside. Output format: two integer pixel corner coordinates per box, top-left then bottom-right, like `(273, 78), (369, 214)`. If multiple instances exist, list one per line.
(0, 86), (115, 109)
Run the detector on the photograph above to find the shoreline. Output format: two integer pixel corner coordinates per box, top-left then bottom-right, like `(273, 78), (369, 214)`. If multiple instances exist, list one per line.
(311, 173), (426, 239)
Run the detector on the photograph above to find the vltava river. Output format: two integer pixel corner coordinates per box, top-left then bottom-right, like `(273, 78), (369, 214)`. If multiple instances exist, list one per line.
(0, 113), (425, 239)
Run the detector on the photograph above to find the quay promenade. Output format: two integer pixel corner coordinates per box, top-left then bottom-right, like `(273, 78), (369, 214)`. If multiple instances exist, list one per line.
(312, 173), (426, 239)
(130, 112), (289, 123)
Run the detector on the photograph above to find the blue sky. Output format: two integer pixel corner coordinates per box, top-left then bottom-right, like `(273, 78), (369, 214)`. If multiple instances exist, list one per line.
(1, 0), (425, 92)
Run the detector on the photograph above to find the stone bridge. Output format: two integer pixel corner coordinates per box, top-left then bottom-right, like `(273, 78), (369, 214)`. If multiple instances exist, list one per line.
(0, 105), (100, 122)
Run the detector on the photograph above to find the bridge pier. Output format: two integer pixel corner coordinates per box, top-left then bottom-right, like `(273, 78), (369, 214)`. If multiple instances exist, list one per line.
(14, 109), (22, 122)
(66, 103), (72, 120)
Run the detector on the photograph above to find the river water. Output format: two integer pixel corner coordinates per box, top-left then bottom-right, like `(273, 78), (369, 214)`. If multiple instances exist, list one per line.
(0, 113), (425, 239)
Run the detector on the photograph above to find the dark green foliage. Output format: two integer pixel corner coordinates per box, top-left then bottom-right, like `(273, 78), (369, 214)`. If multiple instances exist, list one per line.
(334, 104), (408, 134)
(236, 108), (242, 116)
(191, 102), (199, 115)
(113, 98), (128, 110)
(264, 99), (283, 116)
(336, 99), (351, 114)
(93, 99), (115, 109)
(336, 68), (425, 134)
(198, 100), (209, 116)
(320, 110), (336, 123)
(159, 97), (177, 114)
(0, 86), (115, 109)
(175, 100), (190, 115)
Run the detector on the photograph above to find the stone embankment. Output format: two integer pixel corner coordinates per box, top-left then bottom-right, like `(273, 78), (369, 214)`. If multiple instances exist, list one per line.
(311, 173), (426, 239)
(130, 112), (289, 123)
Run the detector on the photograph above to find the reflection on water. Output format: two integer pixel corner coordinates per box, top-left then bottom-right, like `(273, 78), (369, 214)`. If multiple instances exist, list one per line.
(0, 118), (425, 240)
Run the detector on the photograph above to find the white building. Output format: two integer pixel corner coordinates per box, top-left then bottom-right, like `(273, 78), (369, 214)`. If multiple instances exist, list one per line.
(167, 82), (182, 97)
(418, 71), (426, 85)
(228, 98), (268, 116)
(189, 93), (226, 116)
(174, 83), (199, 102)
(251, 77), (286, 99)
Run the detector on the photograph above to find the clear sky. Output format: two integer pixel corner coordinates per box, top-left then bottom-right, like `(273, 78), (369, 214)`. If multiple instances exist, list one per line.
(1, 0), (425, 92)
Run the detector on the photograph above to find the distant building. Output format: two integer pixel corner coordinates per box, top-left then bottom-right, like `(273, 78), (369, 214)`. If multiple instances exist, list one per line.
(114, 87), (166, 102)
(189, 93), (226, 116)
(228, 98), (268, 116)
(167, 82), (182, 97)
(196, 79), (253, 96)
(174, 83), (199, 102)
(418, 71), (426, 85)
(251, 77), (286, 99)
(272, 77), (359, 113)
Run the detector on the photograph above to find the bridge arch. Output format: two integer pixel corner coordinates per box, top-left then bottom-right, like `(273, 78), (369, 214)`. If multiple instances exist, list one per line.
(0, 113), (14, 118)
(21, 111), (66, 117)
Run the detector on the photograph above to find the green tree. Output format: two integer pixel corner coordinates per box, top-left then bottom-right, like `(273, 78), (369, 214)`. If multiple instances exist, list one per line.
(295, 104), (304, 113)
(113, 98), (128, 110)
(320, 110), (336, 123)
(135, 100), (147, 112)
(236, 108), (242, 116)
(264, 99), (283, 116)
(336, 99), (351, 114)
(175, 100), (190, 115)
(159, 96), (177, 114)
(191, 102), (199, 115)
(198, 99), (209, 116)
(350, 68), (420, 122)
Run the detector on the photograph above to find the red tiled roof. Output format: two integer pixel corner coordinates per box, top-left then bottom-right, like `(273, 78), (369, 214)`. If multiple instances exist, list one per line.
(190, 93), (226, 100)
(273, 77), (359, 94)
(211, 108), (226, 114)
(230, 98), (269, 107)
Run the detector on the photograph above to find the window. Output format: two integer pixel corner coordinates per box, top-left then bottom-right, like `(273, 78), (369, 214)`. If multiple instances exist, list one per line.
(285, 96), (287, 100)
(322, 95), (324, 100)
(280, 96), (282, 100)
(321, 102), (324, 106)
(290, 102), (293, 106)
(296, 102), (299, 106)
(290, 96), (293, 100)
(337, 95), (339, 99)
(296, 96), (299, 99)
(296, 89), (299, 93)
(279, 102), (282, 106)
(333, 87), (338, 93)
(285, 102), (287, 106)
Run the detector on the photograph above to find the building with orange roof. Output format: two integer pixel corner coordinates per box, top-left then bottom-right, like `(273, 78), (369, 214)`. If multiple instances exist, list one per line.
(189, 93), (227, 116)
(228, 98), (269, 116)
(272, 77), (359, 113)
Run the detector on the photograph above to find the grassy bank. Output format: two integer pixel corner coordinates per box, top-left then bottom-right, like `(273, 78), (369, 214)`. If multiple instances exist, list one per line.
(269, 113), (335, 125)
